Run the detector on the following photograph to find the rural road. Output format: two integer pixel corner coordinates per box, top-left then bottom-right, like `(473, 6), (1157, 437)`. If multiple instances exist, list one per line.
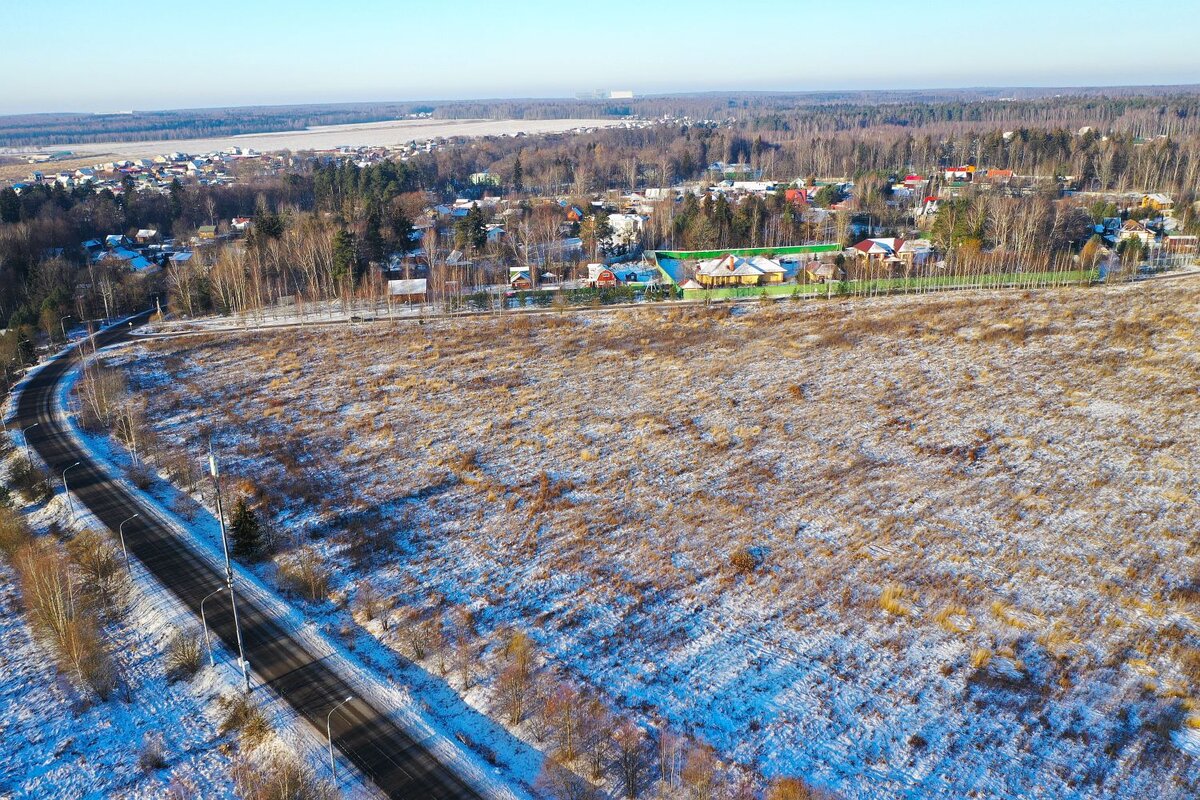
(11, 315), (483, 800)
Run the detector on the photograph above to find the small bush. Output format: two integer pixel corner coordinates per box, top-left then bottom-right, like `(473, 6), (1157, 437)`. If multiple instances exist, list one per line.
(767, 776), (829, 800)
(0, 506), (33, 557)
(275, 548), (330, 602)
(218, 694), (272, 745)
(232, 750), (337, 800)
(729, 546), (759, 574)
(138, 730), (168, 771)
(10, 460), (53, 503)
(127, 464), (154, 490)
(970, 648), (993, 670)
(879, 584), (911, 617)
(164, 629), (203, 682)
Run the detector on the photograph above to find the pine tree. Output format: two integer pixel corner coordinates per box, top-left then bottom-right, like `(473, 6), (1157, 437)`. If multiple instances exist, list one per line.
(230, 497), (262, 559)
(332, 229), (358, 281)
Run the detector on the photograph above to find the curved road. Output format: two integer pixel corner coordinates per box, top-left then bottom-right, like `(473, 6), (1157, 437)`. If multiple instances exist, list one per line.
(12, 315), (482, 800)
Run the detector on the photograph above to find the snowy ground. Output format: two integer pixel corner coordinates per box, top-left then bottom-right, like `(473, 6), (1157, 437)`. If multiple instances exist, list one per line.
(1, 356), (382, 800)
(10, 118), (625, 160)
(0, 446), (242, 800)
(53, 351), (530, 798)
(106, 279), (1200, 798)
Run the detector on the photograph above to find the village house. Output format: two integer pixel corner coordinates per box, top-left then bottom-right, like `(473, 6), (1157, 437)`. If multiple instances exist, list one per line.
(849, 237), (905, 268)
(1118, 220), (1156, 246)
(1165, 235), (1198, 255)
(585, 262), (659, 288)
(848, 237), (933, 277)
(804, 261), (842, 283)
(1141, 193), (1173, 213)
(694, 254), (787, 288)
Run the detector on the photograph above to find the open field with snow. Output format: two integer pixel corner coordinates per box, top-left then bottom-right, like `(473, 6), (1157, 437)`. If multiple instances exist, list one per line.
(4, 117), (624, 162)
(113, 280), (1200, 798)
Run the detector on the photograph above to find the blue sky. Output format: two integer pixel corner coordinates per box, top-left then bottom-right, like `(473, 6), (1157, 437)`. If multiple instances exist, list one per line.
(3, 0), (1197, 114)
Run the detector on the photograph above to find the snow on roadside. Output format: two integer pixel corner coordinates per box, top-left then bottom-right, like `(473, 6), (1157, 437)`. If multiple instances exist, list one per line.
(47, 348), (529, 799)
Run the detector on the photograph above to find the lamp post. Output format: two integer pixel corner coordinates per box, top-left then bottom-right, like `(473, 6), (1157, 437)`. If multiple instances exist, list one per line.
(59, 314), (74, 344)
(210, 444), (250, 693)
(199, 587), (227, 667)
(117, 513), (139, 574)
(62, 461), (82, 523)
(20, 422), (39, 470)
(326, 696), (354, 782)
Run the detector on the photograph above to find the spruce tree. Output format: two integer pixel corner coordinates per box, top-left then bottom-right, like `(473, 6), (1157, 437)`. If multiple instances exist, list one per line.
(230, 497), (262, 558)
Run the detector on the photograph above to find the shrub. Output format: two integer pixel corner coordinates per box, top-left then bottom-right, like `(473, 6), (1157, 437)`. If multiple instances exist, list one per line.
(10, 460), (52, 503)
(768, 776), (827, 800)
(231, 750), (337, 800)
(164, 628), (203, 682)
(0, 506), (32, 557)
(879, 584), (911, 617)
(970, 648), (993, 670)
(729, 546), (759, 574)
(218, 694), (272, 745)
(138, 730), (168, 771)
(275, 547), (330, 602)
(127, 464), (154, 490)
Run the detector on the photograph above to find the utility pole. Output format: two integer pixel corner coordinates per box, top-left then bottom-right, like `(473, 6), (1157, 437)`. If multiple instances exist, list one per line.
(210, 444), (251, 693)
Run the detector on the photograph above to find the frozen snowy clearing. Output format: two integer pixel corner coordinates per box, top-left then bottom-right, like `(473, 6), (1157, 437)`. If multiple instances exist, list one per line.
(13, 118), (625, 160)
(1, 347), (384, 800)
(112, 280), (1199, 798)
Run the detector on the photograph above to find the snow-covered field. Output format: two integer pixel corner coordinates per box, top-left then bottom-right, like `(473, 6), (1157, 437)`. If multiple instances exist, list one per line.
(0, 444), (242, 800)
(12, 118), (623, 160)
(110, 280), (1200, 798)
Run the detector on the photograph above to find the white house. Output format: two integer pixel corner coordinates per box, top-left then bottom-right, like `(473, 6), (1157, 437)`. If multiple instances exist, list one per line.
(1118, 220), (1155, 246)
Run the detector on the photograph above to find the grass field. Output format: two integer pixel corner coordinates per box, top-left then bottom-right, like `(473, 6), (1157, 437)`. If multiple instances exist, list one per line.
(113, 278), (1200, 798)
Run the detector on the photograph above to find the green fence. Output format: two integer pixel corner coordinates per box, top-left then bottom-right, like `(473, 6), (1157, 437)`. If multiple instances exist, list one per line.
(680, 270), (1100, 301)
(650, 244), (843, 262)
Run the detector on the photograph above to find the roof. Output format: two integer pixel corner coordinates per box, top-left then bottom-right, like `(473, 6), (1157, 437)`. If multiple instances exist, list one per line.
(696, 254), (785, 278)
(136, 229), (158, 238)
(388, 278), (427, 296)
(852, 237), (905, 255)
(679, 279), (704, 289)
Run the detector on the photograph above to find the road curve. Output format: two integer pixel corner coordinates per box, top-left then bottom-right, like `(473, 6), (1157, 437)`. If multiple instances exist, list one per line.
(12, 315), (483, 800)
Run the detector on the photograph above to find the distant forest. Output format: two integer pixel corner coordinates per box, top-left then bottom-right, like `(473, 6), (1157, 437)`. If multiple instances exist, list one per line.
(4, 86), (1200, 148)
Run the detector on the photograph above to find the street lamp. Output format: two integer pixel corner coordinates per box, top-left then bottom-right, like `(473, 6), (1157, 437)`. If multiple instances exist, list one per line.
(20, 422), (39, 470)
(199, 587), (227, 667)
(117, 513), (139, 574)
(59, 314), (74, 344)
(326, 696), (354, 782)
(62, 461), (82, 523)
(210, 444), (250, 693)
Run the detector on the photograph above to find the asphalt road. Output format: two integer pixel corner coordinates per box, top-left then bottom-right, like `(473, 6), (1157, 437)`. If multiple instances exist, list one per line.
(12, 315), (483, 800)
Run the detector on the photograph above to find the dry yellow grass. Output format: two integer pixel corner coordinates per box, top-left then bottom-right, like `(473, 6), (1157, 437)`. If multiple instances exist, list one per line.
(115, 278), (1200, 798)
